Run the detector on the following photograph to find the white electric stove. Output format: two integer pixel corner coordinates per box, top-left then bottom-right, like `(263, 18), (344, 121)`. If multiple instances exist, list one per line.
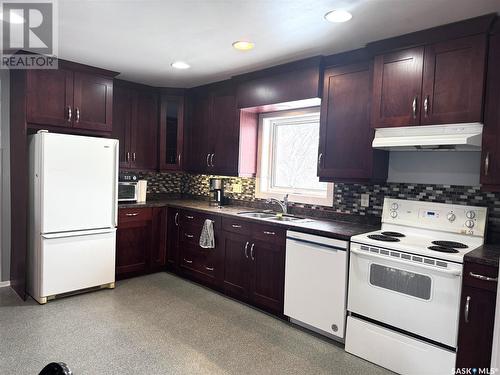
(346, 198), (488, 375)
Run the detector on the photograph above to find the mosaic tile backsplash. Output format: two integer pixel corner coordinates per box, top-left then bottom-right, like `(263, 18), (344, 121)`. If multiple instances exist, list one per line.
(132, 171), (500, 241)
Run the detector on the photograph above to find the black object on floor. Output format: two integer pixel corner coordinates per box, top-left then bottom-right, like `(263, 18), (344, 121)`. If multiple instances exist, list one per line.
(39, 363), (73, 375)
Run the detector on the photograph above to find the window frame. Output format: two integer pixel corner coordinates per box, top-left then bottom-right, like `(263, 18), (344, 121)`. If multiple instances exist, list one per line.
(255, 107), (334, 206)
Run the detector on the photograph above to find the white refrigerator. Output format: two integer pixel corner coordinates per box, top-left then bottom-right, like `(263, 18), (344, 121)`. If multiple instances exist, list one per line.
(28, 131), (118, 304)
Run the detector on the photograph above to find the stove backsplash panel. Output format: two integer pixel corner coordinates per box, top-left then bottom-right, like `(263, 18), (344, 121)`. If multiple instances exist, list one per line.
(132, 171), (500, 240)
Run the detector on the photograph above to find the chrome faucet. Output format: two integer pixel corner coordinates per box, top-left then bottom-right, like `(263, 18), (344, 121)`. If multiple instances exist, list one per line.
(266, 194), (289, 214)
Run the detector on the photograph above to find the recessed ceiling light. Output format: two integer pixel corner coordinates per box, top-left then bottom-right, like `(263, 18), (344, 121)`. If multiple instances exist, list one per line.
(171, 61), (190, 69)
(0, 11), (25, 24)
(324, 10), (352, 23)
(232, 41), (255, 51)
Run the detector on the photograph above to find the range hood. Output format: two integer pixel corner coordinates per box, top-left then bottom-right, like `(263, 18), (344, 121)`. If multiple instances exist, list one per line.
(372, 123), (483, 151)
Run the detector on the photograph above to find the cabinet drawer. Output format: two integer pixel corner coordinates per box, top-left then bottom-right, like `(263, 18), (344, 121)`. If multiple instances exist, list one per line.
(222, 217), (252, 235)
(252, 224), (286, 244)
(180, 227), (200, 247)
(179, 210), (219, 229)
(118, 207), (153, 223)
(464, 262), (498, 292)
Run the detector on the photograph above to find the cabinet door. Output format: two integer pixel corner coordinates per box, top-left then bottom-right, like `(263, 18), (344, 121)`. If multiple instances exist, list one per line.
(222, 232), (251, 302)
(188, 93), (212, 173)
(481, 33), (500, 189)
(150, 207), (167, 272)
(422, 35), (486, 125)
(371, 47), (424, 128)
(111, 85), (132, 168)
(211, 91), (239, 176)
(159, 95), (184, 171)
(116, 218), (152, 277)
(319, 62), (377, 180)
(26, 69), (73, 127)
(166, 209), (180, 271)
(456, 285), (497, 369)
(73, 72), (113, 132)
(131, 89), (158, 170)
(249, 239), (285, 315)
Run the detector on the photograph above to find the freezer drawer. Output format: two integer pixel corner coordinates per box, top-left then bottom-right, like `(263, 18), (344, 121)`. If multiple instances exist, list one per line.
(284, 231), (348, 340)
(39, 229), (116, 297)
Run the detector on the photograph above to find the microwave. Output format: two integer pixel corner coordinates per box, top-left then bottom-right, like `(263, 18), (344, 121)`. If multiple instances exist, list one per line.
(118, 172), (138, 202)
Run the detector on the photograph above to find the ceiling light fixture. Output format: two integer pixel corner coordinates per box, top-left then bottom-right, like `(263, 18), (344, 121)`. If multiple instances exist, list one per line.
(232, 41), (255, 51)
(324, 10), (352, 23)
(171, 61), (190, 69)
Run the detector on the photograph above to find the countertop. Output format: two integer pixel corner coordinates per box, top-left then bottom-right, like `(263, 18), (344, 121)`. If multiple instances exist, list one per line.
(465, 244), (500, 268)
(119, 198), (379, 241)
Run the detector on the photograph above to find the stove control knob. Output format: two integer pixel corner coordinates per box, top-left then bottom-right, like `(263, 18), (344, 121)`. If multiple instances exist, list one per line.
(465, 220), (475, 228)
(391, 202), (399, 210)
(466, 211), (476, 219)
(447, 213), (456, 222)
(390, 211), (398, 218)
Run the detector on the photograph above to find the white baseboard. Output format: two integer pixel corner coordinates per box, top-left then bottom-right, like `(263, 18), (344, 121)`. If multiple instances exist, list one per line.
(0, 280), (11, 288)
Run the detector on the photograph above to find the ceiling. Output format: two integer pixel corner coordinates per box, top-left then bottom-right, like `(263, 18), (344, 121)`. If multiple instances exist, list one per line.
(58, 0), (500, 88)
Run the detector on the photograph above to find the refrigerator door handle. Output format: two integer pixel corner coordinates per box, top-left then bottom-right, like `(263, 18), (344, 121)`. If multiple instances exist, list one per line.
(112, 140), (119, 227)
(42, 228), (117, 239)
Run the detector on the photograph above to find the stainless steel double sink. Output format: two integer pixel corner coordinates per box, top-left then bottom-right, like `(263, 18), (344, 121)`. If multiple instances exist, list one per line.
(237, 211), (311, 222)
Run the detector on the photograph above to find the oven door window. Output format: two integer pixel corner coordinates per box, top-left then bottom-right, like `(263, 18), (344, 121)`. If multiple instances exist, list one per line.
(369, 263), (432, 300)
(118, 184), (136, 199)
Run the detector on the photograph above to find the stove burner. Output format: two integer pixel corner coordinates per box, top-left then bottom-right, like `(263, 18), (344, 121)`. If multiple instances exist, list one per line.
(381, 231), (406, 238)
(431, 241), (468, 249)
(368, 234), (400, 242)
(428, 245), (459, 253)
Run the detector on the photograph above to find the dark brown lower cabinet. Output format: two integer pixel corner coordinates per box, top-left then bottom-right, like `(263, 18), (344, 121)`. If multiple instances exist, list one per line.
(116, 207), (167, 279)
(166, 209), (180, 271)
(456, 262), (498, 369)
(222, 218), (286, 316)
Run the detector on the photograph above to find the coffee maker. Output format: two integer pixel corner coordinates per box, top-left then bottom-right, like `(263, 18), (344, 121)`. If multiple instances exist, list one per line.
(209, 178), (225, 207)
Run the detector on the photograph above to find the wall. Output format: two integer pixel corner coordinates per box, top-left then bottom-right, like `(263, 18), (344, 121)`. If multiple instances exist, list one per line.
(139, 171), (500, 241)
(0, 70), (10, 283)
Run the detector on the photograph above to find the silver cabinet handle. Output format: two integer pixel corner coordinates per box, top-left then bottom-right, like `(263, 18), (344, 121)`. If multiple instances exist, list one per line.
(232, 224), (242, 228)
(423, 95), (429, 117)
(210, 153), (215, 167)
(485, 152), (490, 176)
(244, 241), (249, 258)
(206, 153), (210, 167)
(132, 152), (136, 162)
(184, 258), (193, 264)
(75, 107), (80, 123)
(178, 153), (182, 165)
(186, 215), (194, 219)
(469, 272), (497, 282)
(125, 212), (139, 217)
(205, 266), (214, 271)
(126, 152), (130, 162)
(250, 243), (255, 261)
(412, 96), (418, 119)
(67, 106), (72, 122)
(184, 233), (194, 238)
(318, 153), (323, 167)
(174, 212), (179, 226)
(464, 296), (471, 323)
(263, 231), (275, 236)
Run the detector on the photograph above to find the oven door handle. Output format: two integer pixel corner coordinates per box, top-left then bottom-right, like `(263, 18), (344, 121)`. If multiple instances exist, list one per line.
(350, 248), (462, 277)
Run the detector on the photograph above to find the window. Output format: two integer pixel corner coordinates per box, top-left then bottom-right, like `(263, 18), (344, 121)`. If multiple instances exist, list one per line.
(256, 108), (333, 206)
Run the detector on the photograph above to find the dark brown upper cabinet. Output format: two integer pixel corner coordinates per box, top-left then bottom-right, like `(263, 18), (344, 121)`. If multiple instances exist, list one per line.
(481, 22), (500, 191)
(112, 80), (159, 171)
(72, 72), (113, 132)
(186, 82), (258, 177)
(319, 61), (388, 182)
(372, 35), (487, 128)
(159, 93), (185, 171)
(26, 63), (116, 133)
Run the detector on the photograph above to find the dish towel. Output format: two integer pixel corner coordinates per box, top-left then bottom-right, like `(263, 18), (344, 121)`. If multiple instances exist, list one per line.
(199, 219), (215, 249)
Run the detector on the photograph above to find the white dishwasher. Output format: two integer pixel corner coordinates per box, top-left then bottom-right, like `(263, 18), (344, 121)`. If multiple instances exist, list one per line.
(284, 230), (348, 342)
